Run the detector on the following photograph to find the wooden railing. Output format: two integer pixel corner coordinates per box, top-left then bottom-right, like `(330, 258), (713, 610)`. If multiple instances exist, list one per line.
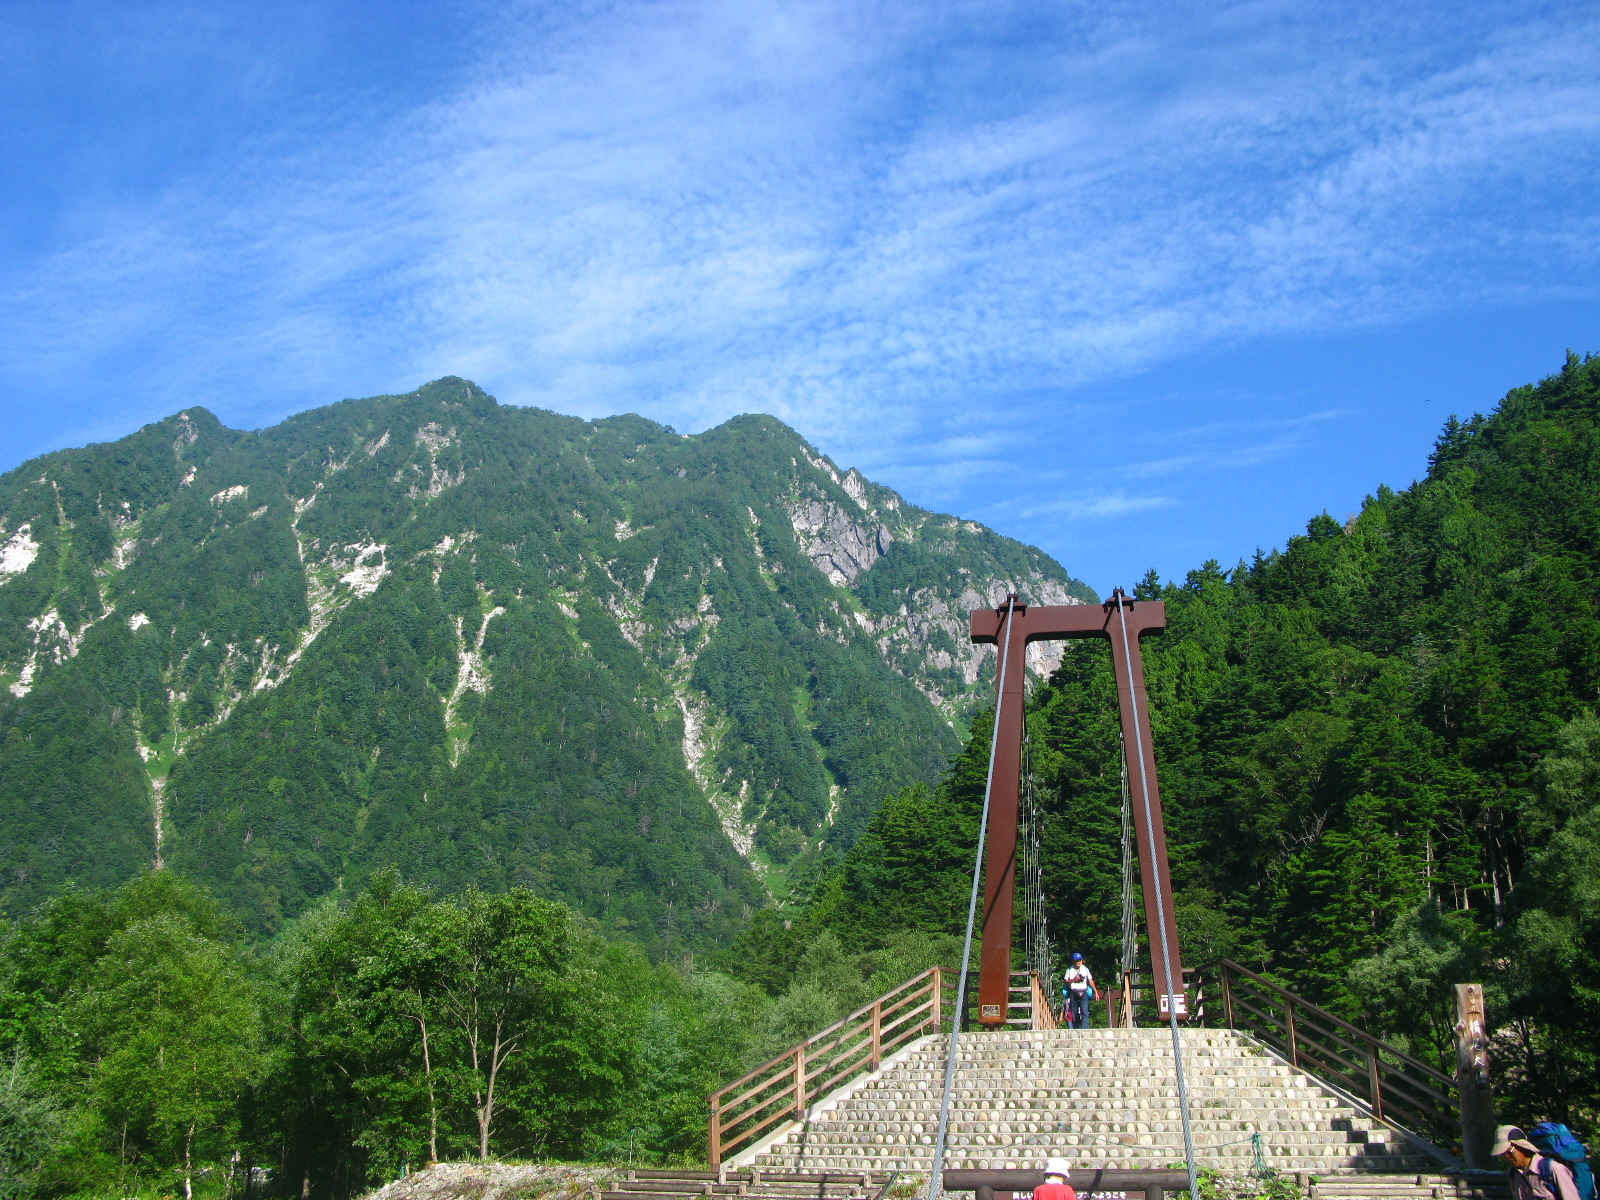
(1202, 959), (1459, 1152)
(1105, 970), (1136, 1028)
(1028, 972), (1059, 1031)
(708, 966), (957, 1167)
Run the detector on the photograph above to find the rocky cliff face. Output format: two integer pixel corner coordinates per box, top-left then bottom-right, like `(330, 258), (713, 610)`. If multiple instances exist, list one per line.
(0, 379), (1093, 941)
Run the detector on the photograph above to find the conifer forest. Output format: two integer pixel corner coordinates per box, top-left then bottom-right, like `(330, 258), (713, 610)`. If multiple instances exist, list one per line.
(1, 357), (1598, 1198)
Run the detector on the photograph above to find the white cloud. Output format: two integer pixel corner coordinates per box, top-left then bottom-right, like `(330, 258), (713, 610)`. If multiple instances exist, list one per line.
(1, 0), (1597, 488)
(1019, 492), (1176, 521)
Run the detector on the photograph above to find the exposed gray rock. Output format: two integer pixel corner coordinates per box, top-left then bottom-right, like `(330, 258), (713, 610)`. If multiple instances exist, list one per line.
(784, 497), (893, 585)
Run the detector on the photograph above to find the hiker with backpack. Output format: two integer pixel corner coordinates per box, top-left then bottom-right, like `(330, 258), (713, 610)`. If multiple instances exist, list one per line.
(1494, 1124), (1594, 1200)
(1062, 954), (1095, 1029)
(1529, 1123), (1595, 1200)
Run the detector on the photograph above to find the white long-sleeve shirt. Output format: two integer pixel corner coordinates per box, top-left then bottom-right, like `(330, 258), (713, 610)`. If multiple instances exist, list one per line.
(1064, 965), (1094, 993)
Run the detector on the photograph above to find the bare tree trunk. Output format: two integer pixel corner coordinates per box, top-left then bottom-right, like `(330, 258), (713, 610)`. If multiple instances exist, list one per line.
(185, 1123), (195, 1200)
(481, 1041), (501, 1161)
(419, 1017), (439, 1165)
(468, 1002), (489, 1160)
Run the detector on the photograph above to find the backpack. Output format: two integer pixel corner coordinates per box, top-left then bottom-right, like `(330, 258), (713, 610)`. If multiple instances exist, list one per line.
(1530, 1122), (1595, 1200)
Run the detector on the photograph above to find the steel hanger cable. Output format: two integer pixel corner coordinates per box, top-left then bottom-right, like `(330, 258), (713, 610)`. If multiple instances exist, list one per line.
(928, 594), (1017, 1200)
(1113, 592), (1199, 1200)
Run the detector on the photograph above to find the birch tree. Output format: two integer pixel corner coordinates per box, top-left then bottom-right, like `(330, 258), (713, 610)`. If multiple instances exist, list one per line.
(426, 890), (573, 1160)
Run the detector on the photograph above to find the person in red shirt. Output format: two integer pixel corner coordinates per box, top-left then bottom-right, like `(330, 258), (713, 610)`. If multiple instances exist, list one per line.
(1034, 1158), (1077, 1200)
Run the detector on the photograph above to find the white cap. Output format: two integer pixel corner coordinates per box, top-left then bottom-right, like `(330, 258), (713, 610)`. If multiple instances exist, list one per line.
(1044, 1158), (1072, 1180)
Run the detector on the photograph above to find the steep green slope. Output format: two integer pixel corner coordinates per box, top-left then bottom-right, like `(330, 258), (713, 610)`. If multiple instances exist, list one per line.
(0, 379), (1093, 944)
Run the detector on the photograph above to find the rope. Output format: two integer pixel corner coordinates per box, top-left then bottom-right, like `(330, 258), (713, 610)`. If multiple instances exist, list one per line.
(928, 595), (1018, 1200)
(1112, 590), (1199, 1200)
(1250, 1132), (1271, 1178)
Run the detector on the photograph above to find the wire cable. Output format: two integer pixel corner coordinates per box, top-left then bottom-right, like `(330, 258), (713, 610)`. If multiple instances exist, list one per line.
(1113, 592), (1199, 1200)
(928, 595), (1018, 1200)
(1021, 726), (1053, 996)
(1119, 754), (1137, 985)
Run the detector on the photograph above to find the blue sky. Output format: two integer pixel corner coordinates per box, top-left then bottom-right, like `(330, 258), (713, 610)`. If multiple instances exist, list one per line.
(2, 0), (1597, 591)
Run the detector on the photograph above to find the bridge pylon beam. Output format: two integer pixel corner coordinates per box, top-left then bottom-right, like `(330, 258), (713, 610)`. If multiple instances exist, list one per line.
(969, 589), (1185, 1027)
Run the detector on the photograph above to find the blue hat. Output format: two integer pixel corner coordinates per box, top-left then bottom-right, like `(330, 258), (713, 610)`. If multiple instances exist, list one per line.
(1071, 952), (1083, 961)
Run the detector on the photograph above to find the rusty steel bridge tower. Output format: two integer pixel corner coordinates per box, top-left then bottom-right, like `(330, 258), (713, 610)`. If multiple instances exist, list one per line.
(969, 589), (1187, 1027)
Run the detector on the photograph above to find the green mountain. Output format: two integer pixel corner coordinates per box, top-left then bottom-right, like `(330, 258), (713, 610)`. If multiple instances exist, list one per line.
(0, 378), (1093, 946)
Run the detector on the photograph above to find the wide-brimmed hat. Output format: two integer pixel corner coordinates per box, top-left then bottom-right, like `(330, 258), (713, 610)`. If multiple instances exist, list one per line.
(1490, 1126), (1539, 1157)
(1044, 1158), (1073, 1180)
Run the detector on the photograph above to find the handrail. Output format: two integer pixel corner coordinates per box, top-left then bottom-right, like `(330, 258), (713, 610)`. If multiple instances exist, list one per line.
(1219, 960), (1454, 1084)
(713, 967), (945, 1099)
(708, 965), (956, 1167)
(1204, 958), (1460, 1153)
(1029, 972), (1059, 1031)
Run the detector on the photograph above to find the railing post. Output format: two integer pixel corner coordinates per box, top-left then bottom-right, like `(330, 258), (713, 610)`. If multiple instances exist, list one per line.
(709, 1098), (722, 1168)
(1285, 996), (1299, 1067)
(931, 968), (943, 1032)
(1365, 1041), (1383, 1119)
(1222, 967), (1235, 1030)
(870, 1000), (883, 1071)
(794, 1043), (807, 1117)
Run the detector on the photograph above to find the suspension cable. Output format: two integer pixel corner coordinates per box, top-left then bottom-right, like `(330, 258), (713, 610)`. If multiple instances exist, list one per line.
(928, 595), (1017, 1200)
(1021, 725), (1052, 991)
(1119, 754), (1137, 983)
(1113, 593), (1199, 1200)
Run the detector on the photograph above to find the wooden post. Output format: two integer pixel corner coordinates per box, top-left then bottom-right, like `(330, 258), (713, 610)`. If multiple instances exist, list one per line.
(794, 1044), (807, 1118)
(1365, 1042), (1384, 1119)
(1285, 997), (1299, 1067)
(931, 967), (943, 1032)
(1222, 968), (1235, 1030)
(1454, 983), (1496, 1169)
(870, 1001), (883, 1071)
(709, 1100), (722, 1169)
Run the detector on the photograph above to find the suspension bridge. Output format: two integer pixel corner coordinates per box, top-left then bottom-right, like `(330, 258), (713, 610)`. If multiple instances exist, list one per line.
(607, 593), (1508, 1200)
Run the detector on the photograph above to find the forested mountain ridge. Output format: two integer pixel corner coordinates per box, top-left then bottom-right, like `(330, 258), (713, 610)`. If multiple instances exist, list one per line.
(775, 352), (1600, 1127)
(0, 378), (1093, 943)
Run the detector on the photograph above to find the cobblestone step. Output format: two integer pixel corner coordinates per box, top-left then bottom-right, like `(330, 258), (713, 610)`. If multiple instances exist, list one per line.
(738, 1029), (1445, 1176)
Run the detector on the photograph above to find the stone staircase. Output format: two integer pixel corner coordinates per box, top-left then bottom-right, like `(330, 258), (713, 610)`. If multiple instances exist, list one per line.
(735, 1028), (1449, 1175)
